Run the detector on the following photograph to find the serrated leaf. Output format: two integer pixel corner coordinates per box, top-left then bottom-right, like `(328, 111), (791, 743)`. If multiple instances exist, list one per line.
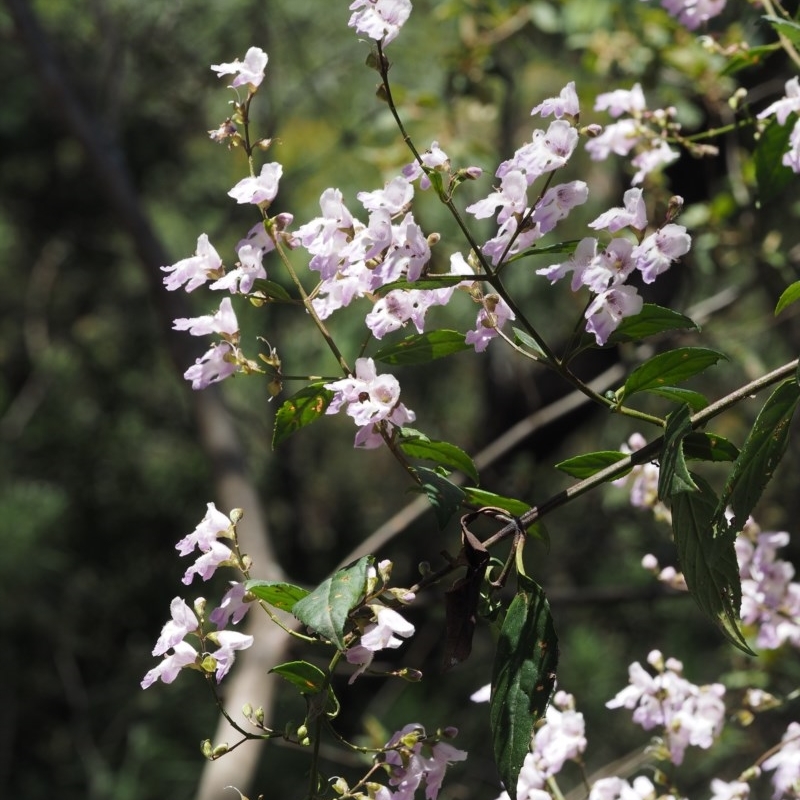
(245, 580), (310, 611)
(716, 379), (800, 532)
(398, 436), (479, 484)
(775, 280), (800, 316)
(621, 347), (727, 400)
(269, 660), (340, 717)
(609, 304), (699, 344)
(658, 404), (698, 499)
(292, 556), (372, 649)
(491, 579), (558, 795)
(249, 278), (294, 302)
(683, 432), (739, 462)
(755, 116), (796, 204)
(645, 386), (709, 411)
(413, 466), (465, 528)
(555, 450), (628, 479)
(373, 330), (471, 365)
(512, 327), (549, 360)
(273, 383), (334, 448)
(671, 474), (753, 653)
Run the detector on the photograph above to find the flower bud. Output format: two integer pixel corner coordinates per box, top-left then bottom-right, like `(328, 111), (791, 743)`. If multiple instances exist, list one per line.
(426, 232), (441, 246)
(212, 742), (229, 758)
(255, 706), (265, 725)
(297, 724), (308, 740)
(581, 123), (603, 138)
(230, 508), (244, 525)
(242, 703), (253, 719)
(201, 739), (214, 759)
(194, 597), (207, 618)
(331, 777), (350, 795)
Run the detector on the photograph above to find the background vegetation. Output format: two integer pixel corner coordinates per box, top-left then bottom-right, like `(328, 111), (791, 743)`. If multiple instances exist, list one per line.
(2, 1), (799, 799)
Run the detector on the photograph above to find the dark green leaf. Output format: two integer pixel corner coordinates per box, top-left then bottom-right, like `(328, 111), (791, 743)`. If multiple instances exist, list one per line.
(244, 580), (310, 612)
(413, 466), (466, 528)
(273, 383), (334, 448)
(755, 115), (797, 204)
(775, 280), (800, 316)
(249, 278), (294, 302)
(398, 436), (479, 484)
(609, 304), (699, 344)
(763, 15), (800, 46)
(512, 327), (549, 360)
(461, 488), (546, 542)
(658, 404), (698, 499)
(491, 579), (558, 795)
(621, 347), (727, 400)
(373, 330), (471, 365)
(671, 474), (753, 653)
(644, 386), (709, 412)
(269, 660), (340, 717)
(292, 556), (372, 649)
(507, 239), (581, 263)
(716, 379), (800, 531)
(683, 432), (739, 462)
(379, 274), (476, 293)
(555, 450), (627, 479)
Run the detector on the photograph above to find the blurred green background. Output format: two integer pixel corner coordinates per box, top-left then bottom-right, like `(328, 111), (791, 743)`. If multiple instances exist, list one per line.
(2, 1), (799, 799)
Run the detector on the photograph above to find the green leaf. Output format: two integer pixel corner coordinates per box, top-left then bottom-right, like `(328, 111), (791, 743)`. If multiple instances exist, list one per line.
(491, 578), (558, 795)
(379, 274), (475, 293)
(273, 383), (334, 448)
(720, 43), (780, 77)
(555, 450), (627, 479)
(621, 347), (727, 400)
(644, 386), (709, 412)
(244, 580), (310, 612)
(763, 14), (800, 46)
(461, 487), (534, 522)
(413, 466), (466, 528)
(716, 379), (800, 531)
(755, 115), (797, 204)
(249, 278), (294, 302)
(775, 280), (800, 316)
(609, 304), (699, 344)
(292, 556), (372, 649)
(671, 474), (753, 653)
(373, 330), (471, 365)
(658, 404), (698, 499)
(398, 436), (479, 484)
(507, 239), (581, 263)
(683, 432), (739, 462)
(269, 660), (339, 717)
(512, 328), (549, 360)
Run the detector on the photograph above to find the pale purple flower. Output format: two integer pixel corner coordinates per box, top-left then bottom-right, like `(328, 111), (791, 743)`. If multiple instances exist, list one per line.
(466, 295), (515, 352)
(709, 779), (749, 800)
(590, 188), (647, 232)
(534, 692), (587, 776)
(631, 139), (680, 185)
(228, 162), (283, 206)
(498, 120), (579, 183)
(348, 0), (412, 46)
(184, 342), (238, 390)
(470, 683), (491, 703)
(181, 540), (234, 585)
(783, 119), (800, 174)
(141, 640), (199, 689)
(632, 223), (691, 283)
(656, 0), (727, 30)
(594, 84), (647, 118)
(211, 47), (268, 89)
(162, 234), (222, 293)
(172, 297), (239, 337)
(152, 597), (200, 656)
(402, 141), (451, 189)
(346, 605), (415, 681)
(326, 358), (403, 426)
(466, 169), (529, 223)
(209, 243), (266, 294)
(758, 77), (800, 126)
(209, 630), (254, 682)
(354, 403), (416, 449)
(585, 284), (643, 345)
(210, 582), (253, 629)
(579, 238), (636, 293)
(358, 176), (414, 214)
(379, 212), (432, 283)
(762, 722), (800, 800)
(536, 236), (598, 290)
(589, 775), (657, 800)
(531, 180), (589, 234)
(585, 118), (642, 161)
(175, 503), (232, 555)
(531, 81), (580, 119)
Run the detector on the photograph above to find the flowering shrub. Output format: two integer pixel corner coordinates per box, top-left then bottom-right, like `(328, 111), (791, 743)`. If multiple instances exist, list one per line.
(140, 2), (800, 799)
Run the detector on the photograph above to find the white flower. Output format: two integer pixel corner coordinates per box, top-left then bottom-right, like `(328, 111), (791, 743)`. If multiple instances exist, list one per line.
(211, 47), (268, 88)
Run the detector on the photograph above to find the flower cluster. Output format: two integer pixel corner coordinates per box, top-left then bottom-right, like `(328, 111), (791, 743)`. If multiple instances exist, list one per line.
(758, 76), (800, 174)
(375, 724), (467, 800)
(537, 189), (690, 344)
(586, 82), (681, 185)
(606, 649), (726, 765)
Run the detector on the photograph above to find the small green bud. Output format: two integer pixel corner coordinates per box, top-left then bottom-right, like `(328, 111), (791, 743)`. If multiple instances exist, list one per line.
(212, 743), (229, 758)
(201, 739), (214, 759)
(297, 724), (308, 740)
(300, 736), (311, 747)
(230, 508), (244, 524)
(242, 703), (253, 719)
(255, 706), (265, 725)
(331, 777), (349, 795)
